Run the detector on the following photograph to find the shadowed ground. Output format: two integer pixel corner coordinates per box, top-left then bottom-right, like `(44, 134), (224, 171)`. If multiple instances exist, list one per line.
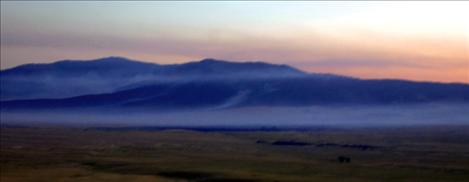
(1, 125), (469, 181)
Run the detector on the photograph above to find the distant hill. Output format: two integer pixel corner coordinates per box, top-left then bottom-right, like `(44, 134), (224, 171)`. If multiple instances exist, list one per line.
(0, 57), (309, 100)
(2, 76), (469, 111)
(1, 56), (469, 111)
(1, 57), (307, 78)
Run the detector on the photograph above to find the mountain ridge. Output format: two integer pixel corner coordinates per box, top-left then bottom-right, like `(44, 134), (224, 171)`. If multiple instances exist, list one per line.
(0, 57), (312, 100)
(2, 76), (469, 111)
(1, 56), (468, 110)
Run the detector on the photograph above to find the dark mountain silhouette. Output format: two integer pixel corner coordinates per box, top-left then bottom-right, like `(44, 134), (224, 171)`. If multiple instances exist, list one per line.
(1, 56), (468, 111)
(2, 57), (307, 78)
(1, 56), (159, 78)
(0, 57), (309, 100)
(2, 77), (469, 111)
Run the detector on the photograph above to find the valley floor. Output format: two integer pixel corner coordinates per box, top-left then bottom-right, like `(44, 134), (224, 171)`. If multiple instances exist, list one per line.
(1, 125), (469, 182)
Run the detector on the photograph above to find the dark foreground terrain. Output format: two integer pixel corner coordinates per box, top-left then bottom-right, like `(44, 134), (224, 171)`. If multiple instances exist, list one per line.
(1, 125), (469, 182)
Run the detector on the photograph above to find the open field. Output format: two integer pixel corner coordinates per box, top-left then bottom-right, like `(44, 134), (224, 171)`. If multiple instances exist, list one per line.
(1, 125), (469, 182)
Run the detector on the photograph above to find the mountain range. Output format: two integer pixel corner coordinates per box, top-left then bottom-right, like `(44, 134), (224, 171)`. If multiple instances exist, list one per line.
(1, 57), (469, 111)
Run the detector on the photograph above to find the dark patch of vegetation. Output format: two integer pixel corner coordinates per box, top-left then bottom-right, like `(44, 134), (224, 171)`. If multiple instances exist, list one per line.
(337, 156), (351, 163)
(157, 171), (262, 182)
(271, 140), (311, 146)
(269, 140), (379, 150)
(70, 174), (88, 178)
(256, 140), (269, 144)
(317, 143), (379, 150)
(157, 171), (215, 180)
(81, 161), (131, 171)
(342, 144), (377, 150)
(198, 178), (261, 182)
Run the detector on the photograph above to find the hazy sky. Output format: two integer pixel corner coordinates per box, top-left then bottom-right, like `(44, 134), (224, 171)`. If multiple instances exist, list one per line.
(1, 1), (468, 83)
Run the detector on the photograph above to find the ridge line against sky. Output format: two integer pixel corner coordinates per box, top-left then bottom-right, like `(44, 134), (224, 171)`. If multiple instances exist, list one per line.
(1, 1), (468, 83)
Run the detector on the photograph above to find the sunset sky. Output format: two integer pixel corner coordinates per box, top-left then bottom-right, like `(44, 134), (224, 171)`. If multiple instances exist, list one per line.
(1, 1), (468, 83)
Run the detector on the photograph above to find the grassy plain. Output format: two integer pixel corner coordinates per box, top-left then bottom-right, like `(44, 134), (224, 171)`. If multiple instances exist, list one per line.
(1, 125), (469, 182)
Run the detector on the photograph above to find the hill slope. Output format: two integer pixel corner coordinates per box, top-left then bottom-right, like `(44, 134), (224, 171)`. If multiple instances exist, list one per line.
(2, 77), (469, 111)
(0, 57), (308, 100)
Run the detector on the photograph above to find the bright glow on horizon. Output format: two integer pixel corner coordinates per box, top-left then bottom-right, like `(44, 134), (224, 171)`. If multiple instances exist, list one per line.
(1, 1), (468, 83)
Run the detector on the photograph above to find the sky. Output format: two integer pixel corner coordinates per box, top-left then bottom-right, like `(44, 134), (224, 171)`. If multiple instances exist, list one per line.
(1, 1), (468, 83)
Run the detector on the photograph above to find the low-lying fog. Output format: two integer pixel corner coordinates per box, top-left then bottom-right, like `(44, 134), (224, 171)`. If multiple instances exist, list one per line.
(1, 103), (468, 127)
